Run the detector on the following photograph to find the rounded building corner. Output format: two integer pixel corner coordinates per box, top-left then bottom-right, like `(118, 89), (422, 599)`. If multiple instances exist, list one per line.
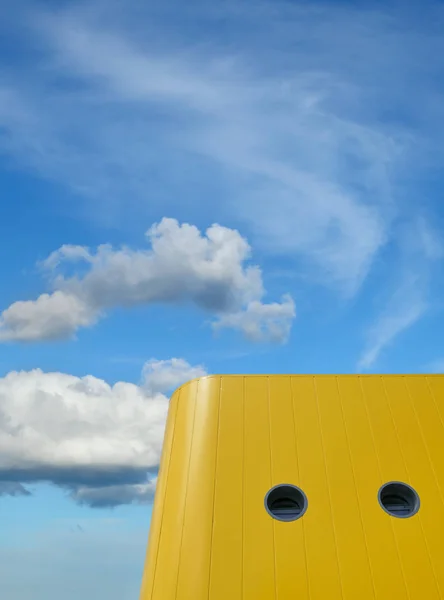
(171, 374), (220, 398)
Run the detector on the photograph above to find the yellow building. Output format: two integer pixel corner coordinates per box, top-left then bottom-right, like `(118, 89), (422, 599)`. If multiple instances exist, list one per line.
(140, 374), (444, 600)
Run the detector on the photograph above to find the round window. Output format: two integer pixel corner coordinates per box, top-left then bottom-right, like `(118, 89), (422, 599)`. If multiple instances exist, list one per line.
(378, 482), (420, 518)
(265, 484), (307, 522)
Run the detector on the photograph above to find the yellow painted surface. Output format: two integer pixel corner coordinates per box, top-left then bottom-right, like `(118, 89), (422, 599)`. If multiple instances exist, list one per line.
(140, 375), (444, 600)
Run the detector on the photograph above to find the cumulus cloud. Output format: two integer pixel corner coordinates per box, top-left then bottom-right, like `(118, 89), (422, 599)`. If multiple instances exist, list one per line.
(0, 291), (96, 342)
(0, 2), (418, 297)
(71, 480), (157, 508)
(141, 358), (206, 394)
(0, 481), (31, 497)
(0, 218), (295, 343)
(214, 294), (296, 342)
(0, 357), (205, 507)
(42, 244), (93, 270)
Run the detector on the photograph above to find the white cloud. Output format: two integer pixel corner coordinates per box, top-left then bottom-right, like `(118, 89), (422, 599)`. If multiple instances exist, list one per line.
(0, 1), (442, 365)
(358, 217), (442, 370)
(142, 358), (206, 394)
(0, 368), (166, 471)
(37, 10), (231, 114)
(0, 217), (294, 343)
(0, 357), (205, 506)
(0, 482), (30, 497)
(214, 294), (296, 342)
(41, 244), (93, 270)
(358, 276), (427, 370)
(1, 2), (426, 293)
(72, 480), (157, 508)
(425, 359), (444, 374)
(48, 12), (393, 292)
(416, 217), (443, 260)
(0, 291), (97, 342)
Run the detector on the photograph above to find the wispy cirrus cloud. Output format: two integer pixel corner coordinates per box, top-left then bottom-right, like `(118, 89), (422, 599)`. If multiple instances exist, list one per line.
(358, 218), (443, 370)
(358, 275), (428, 371)
(0, 0), (443, 368)
(1, 0), (429, 295)
(425, 359), (444, 374)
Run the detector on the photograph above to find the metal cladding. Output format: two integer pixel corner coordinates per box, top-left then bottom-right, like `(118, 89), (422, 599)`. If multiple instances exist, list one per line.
(140, 374), (444, 600)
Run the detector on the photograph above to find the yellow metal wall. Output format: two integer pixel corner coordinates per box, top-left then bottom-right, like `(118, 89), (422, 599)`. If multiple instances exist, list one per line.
(140, 375), (444, 600)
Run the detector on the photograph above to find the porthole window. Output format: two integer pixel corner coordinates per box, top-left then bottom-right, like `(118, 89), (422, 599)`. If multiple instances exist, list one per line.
(378, 482), (420, 518)
(265, 484), (307, 522)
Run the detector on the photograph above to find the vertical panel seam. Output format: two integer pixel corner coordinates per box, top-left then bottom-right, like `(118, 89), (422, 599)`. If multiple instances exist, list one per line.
(360, 377), (411, 600)
(290, 376), (310, 600)
(383, 377), (442, 600)
(267, 375), (278, 600)
(403, 378), (444, 597)
(242, 375), (245, 600)
(208, 377), (222, 600)
(404, 378), (444, 509)
(312, 376), (345, 600)
(174, 380), (199, 600)
(335, 376), (377, 599)
(425, 377), (444, 437)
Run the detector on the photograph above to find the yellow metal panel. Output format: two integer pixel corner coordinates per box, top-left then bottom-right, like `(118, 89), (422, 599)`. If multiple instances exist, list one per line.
(139, 386), (179, 600)
(140, 375), (444, 600)
(151, 379), (198, 599)
(384, 377), (442, 597)
(243, 376), (275, 599)
(315, 376), (375, 598)
(176, 377), (220, 600)
(291, 376), (343, 599)
(338, 376), (407, 599)
(209, 377), (243, 600)
(362, 376), (441, 599)
(268, 376), (308, 599)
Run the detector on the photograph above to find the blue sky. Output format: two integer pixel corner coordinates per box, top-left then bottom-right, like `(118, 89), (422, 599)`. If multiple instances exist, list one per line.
(0, 0), (444, 597)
